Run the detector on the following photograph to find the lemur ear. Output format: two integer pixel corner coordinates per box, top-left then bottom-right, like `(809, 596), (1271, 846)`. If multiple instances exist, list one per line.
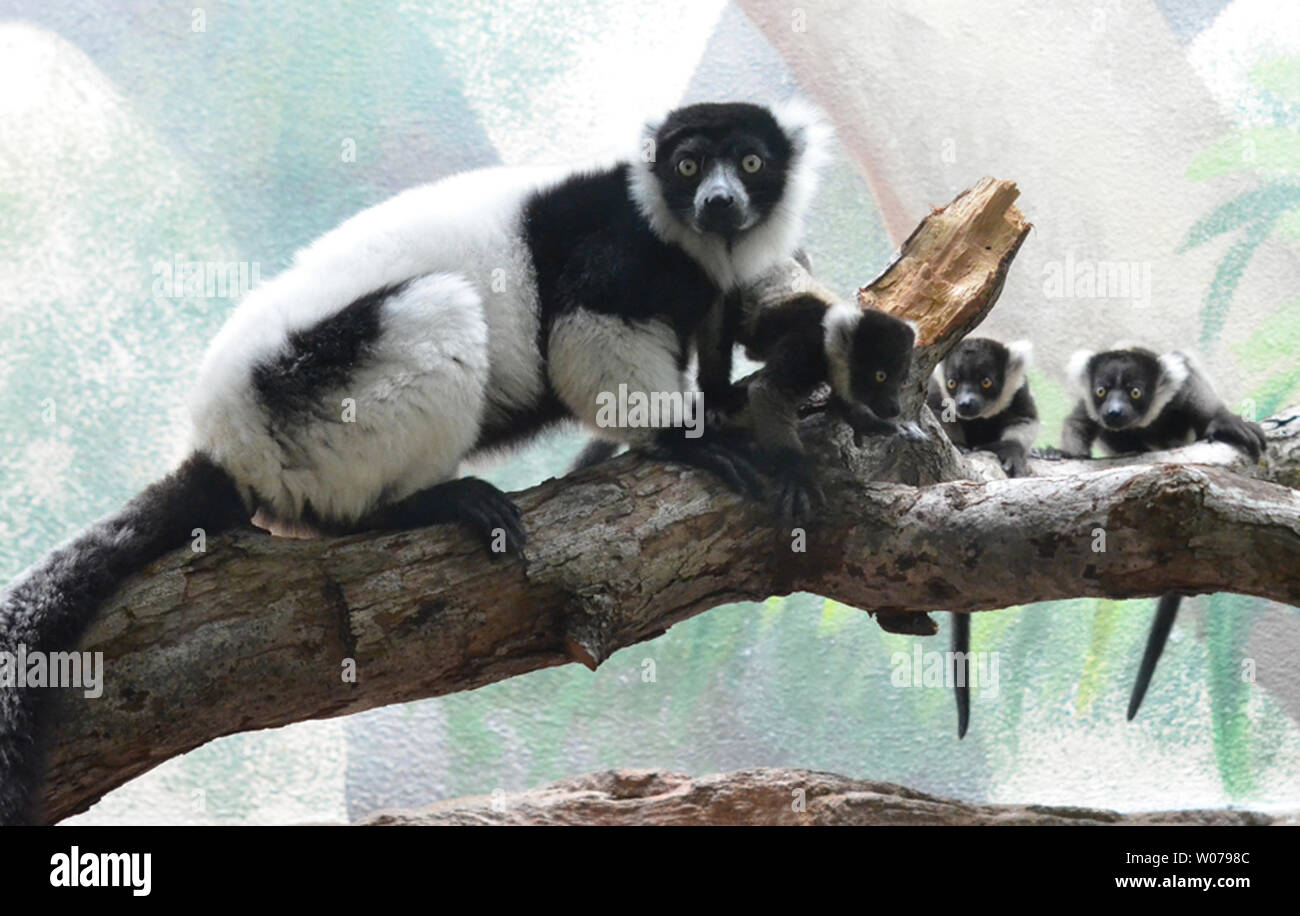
(1066, 349), (1095, 394)
(1006, 340), (1033, 374)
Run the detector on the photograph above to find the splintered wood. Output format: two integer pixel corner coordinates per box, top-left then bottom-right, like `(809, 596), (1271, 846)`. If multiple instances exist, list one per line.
(858, 177), (1031, 369)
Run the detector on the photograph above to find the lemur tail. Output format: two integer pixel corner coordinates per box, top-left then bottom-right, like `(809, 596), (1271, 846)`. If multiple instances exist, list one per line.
(1126, 594), (1182, 722)
(952, 612), (971, 739)
(0, 452), (245, 825)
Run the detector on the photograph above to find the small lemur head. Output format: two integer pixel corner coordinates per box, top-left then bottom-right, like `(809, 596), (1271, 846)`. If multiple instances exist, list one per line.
(1068, 346), (1189, 430)
(938, 338), (1032, 420)
(825, 306), (916, 420)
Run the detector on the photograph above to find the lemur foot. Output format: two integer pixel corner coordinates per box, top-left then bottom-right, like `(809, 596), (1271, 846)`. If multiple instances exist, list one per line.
(372, 477), (525, 555)
(775, 468), (825, 525)
(655, 429), (765, 500)
(441, 477), (527, 555)
(762, 446), (825, 526)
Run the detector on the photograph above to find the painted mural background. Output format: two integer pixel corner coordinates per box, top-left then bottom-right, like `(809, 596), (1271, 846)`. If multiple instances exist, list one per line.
(0, 0), (1296, 823)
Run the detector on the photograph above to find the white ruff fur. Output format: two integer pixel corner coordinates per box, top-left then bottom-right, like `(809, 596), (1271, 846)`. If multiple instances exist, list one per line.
(628, 98), (831, 291)
(1142, 351), (1191, 427)
(823, 304), (860, 401)
(189, 166), (564, 524)
(1066, 349), (1100, 421)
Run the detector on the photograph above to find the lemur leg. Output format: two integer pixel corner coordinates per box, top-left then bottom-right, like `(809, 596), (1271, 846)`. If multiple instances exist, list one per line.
(1205, 408), (1268, 458)
(747, 371), (824, 524)
(988, 418), (1040, 477)
(548, 311), (763, 498)
(695, 291), (745, 419)
(1060, 403), (1099, 458)
(357, 477), (525, 554)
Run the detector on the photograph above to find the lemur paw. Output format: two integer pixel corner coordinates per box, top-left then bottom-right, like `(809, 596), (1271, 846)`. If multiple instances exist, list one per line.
(1206, 415), (1267, 459)
(775, 469), (826, 526)
(444, 477), (527, 556)
(987, 442), (1030, 477)
(896, 421), (926, 442)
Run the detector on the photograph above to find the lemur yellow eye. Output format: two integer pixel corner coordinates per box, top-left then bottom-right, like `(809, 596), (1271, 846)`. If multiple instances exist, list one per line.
(1095, 387), (1107, 398)
(875, 370), (887, 383)
(676, 158), (698, 178)
(1130, 387), (1142, 399)
(946, 378), (956, 390)
(980, 377), (993, 389)
(741, 154), (763, 174)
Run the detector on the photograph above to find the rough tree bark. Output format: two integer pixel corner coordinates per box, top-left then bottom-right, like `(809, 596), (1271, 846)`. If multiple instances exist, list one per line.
(34, 179), (1300, 825)
(352, 768), (1297, 826)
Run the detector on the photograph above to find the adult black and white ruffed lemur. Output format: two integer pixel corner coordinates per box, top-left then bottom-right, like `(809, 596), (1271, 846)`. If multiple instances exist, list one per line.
(926, 336), (1039, 736)
(1061, 345), (1266, 721)
(0, 101), (830, 824)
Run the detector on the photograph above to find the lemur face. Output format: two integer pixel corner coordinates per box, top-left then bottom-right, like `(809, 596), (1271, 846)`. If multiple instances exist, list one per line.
(1084, 349), (1162, 429)
(847, 309), (916, 419)
(942, 338), (1014, 420)
(650, 103), (795, 240)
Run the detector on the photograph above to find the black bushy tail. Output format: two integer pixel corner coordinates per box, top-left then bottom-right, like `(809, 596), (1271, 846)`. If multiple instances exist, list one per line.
(952, 612), (970, 739)
(0, 453), (245, 825)
(1126, 594), (1182, 722)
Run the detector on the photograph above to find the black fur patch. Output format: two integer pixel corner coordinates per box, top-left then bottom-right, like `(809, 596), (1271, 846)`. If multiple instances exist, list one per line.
(251, 282), (398, 418)
(745, 295), (831, 396)
(472, 391), (570, 455)
(522, 164), (718, 339)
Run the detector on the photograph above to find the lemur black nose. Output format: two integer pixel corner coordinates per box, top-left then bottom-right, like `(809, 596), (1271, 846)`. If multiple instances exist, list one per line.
(1104, 407), (1125, 423)
(703, 191), (735, 211)
(957, 396), (979, 414)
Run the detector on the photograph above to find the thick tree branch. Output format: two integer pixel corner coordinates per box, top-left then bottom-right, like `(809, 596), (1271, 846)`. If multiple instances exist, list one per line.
(40, 403), (1300, 822)
(353, 767), (1296, 826)
(35, 179), (1299, 824)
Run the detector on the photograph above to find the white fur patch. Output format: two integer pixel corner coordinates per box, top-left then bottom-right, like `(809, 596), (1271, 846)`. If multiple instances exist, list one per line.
(1138, 351), (1191, 427)
(823, 304), (860, 401)
(548, 311), (687, 446)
